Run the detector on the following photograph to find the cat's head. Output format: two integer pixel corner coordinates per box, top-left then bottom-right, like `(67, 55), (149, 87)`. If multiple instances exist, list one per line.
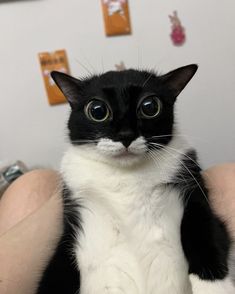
(51, 65), (197, 166)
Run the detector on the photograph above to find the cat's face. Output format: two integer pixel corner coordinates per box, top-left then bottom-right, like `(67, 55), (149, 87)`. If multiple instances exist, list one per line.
(52, 65), (197, 166)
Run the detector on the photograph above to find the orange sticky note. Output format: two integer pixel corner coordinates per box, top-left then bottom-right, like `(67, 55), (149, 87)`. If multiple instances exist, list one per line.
(39, 50), (70, 105)
(101, 0), (131, 36)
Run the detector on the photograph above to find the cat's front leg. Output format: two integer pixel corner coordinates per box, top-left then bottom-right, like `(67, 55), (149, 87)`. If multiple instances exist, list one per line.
(190, 275), (235, 294)
(181, 184), (235, 294)
(76, 205), (143, 294)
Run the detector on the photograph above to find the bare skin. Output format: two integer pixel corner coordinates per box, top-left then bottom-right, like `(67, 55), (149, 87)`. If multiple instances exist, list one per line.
(0, 165), (234, 294)
(0, 170), (63, 294)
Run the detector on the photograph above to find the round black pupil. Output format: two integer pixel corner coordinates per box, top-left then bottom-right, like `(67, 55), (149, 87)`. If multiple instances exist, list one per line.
(90, 101), (108, 120)
(141, 98), (159, 117)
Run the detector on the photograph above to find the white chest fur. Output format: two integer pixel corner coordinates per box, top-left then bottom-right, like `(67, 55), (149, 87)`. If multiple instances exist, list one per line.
(61, 138), (193, 294)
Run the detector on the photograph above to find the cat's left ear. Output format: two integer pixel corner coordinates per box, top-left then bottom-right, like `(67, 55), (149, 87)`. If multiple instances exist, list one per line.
(161, 64), (198, 102)
(51, 71), (82, 108)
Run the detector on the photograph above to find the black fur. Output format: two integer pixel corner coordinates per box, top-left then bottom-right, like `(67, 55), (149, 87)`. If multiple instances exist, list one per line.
(170, 150), (231, 280)
(37, 187), (80, 294)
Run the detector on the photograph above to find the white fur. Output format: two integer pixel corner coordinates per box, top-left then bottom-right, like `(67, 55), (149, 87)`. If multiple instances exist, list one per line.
(97, 136), (147, 156)
(61, 135), (234, 294)
(190, 275), (235, 294)
(94, 136), (148, 167)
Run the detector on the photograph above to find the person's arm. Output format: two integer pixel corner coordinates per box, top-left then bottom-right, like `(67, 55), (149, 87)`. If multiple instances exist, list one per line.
(0, 170), (63, 294)
(203, 163), (235, 238)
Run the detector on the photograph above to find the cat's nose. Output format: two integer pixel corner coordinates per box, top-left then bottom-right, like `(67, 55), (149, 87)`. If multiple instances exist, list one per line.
(117, 130), (136, 148)
(122, 139), (133, 148)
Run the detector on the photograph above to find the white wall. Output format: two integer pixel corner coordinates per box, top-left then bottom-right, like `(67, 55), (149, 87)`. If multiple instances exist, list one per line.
(0, 0), (235, 170)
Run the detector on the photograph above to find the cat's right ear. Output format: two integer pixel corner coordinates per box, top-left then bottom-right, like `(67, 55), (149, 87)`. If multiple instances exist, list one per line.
(51, 71), (82, 108)
(160, 64), (198, 102)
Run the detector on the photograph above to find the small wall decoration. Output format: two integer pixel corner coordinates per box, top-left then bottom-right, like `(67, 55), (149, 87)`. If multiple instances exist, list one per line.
(115, 61), (126, 71)
(101, 0), (131, 36)
(39, 50), (70, 105)
(169, 11), (186, 46)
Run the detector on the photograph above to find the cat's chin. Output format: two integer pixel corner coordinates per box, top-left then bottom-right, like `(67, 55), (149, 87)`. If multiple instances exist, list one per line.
(92, 149), (144, 168)
(110, 151), (145, 167)
(79, 146), (145, 167)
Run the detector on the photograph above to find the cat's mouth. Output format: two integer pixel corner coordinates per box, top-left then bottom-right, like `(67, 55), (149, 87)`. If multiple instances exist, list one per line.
(113, 149), (139, 158)
(96, 137), (147, 163)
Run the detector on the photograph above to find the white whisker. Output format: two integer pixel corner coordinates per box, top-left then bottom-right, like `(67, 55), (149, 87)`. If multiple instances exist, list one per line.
(74, 58), (93, 75)
(147, 134), (208, 143)
(147, 149), (168, 181)
(149, 143), (209, 205)
(71, 139), (98, 144)
(78, 50), (97, 73)
(164, 145), (201, 169)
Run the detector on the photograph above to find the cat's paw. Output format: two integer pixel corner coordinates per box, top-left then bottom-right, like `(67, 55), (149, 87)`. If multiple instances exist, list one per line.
(190, 274), (235, 294)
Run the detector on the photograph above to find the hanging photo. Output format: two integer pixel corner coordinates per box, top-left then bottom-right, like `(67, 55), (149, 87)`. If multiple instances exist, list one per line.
(101, 0), (131, 36)
(38, 50), (70, 105)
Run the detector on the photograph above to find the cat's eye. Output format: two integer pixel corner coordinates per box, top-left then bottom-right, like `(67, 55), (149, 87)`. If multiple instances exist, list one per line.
(85, 99), (111, 122)
(138, 96), (162, 119)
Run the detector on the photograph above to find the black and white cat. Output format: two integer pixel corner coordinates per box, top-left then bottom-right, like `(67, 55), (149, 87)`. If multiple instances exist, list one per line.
(37, 65), (234, 294)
